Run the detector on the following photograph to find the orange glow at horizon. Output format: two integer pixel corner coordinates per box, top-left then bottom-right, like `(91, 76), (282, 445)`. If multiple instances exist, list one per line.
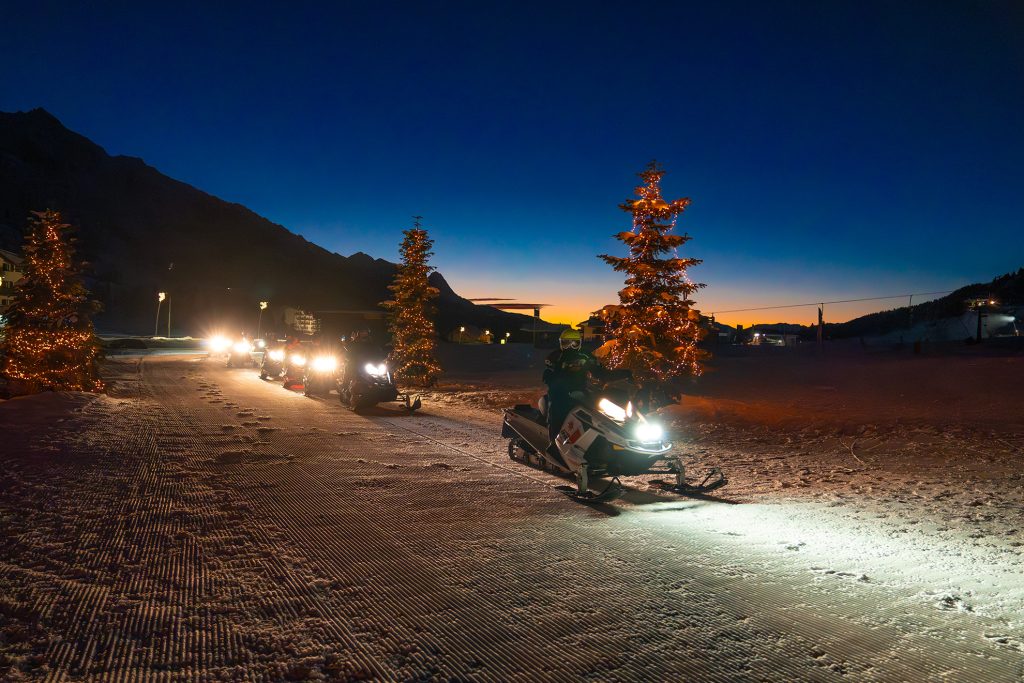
(460, 288), (918, 329)
(449, 269), (946, 330)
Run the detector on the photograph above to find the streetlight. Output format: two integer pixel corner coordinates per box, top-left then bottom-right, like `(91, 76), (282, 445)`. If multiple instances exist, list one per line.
(484, 329), (490, 343)
(258, 301), (268, 338)
(155, 292), (165, 337)
(459, 326), (465, 344)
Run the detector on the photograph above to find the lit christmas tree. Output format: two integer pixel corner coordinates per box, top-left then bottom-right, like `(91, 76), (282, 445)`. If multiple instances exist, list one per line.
(598, 161), (708, 405)
(1, 210), (103, 394)
(381, 216), (442, 387)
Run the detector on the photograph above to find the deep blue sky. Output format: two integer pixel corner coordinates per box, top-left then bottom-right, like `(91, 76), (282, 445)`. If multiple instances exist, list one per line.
(3, 1), (1022, 324)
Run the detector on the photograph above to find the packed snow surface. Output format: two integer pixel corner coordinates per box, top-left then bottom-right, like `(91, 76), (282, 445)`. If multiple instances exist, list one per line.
(1, 350), (1022, 681)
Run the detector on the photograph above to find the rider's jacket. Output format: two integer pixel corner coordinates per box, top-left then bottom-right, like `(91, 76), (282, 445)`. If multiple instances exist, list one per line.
(543, 348), (597, 395)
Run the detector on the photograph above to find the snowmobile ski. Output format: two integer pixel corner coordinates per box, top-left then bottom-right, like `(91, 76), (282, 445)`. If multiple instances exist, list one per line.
(650, 467), (727, 495)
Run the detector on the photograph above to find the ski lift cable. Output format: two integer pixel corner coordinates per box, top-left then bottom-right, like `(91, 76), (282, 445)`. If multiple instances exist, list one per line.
(710, 290), (954, 315)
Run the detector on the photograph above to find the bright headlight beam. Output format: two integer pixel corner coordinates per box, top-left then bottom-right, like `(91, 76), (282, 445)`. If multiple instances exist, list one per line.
(207, 335), (230, 353)
(364, 362), (387, 377)
(268, 349), (284, 362)
(598, 398), (627, 423)
(634, 421), (664, 443)
(290, 354), (306, 367)
(312, 356), (337, 372)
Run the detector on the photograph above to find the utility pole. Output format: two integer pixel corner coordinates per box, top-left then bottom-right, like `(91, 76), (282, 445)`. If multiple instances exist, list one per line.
(167, 295), (171, 337)
(817, 304), (824, 352)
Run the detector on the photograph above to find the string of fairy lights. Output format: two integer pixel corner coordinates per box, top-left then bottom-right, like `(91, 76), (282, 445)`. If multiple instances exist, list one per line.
(1, 210), (103, 393)
(382, 217), (443, 387)
(599, 162), (708, 383)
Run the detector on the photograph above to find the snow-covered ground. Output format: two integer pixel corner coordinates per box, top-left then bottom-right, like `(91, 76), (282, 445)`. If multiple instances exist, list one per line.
(1, 351), (1022, 680)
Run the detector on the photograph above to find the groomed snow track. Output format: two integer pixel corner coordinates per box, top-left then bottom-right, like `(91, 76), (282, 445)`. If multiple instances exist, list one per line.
(0, 357), (1020, 681)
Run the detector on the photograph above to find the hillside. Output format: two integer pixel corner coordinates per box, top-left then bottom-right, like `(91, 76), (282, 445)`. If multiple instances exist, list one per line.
(0, 108), (533, 336)
(828, 269), (1024, 339)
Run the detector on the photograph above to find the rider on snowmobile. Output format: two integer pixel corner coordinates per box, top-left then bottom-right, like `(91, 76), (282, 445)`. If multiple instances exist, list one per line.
(340, 329), (382, 386)
(543, 328), (601, 454)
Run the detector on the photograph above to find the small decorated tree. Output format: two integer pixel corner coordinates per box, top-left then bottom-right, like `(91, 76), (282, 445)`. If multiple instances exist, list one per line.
(598, 162), (707, 406)
(381, 216), (442, 386)
(1, 210), (103, 394)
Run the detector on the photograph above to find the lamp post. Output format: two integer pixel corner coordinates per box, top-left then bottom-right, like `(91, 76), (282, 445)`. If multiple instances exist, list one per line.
(484, 329), (490, 344)
(258, 301), (268, 338)
(155, 292), (165, 337)
(459, 326), (465, 344)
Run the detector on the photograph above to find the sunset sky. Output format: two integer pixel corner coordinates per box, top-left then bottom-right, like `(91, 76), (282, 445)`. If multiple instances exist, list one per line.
(3, 1), (1021, 327)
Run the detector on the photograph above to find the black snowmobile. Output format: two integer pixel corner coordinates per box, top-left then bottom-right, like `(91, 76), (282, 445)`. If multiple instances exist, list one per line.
(259, 344), (285, 380)
(335, 352), (421, 413)
(303, 350), (339, 397)
(502, 375), (725, 502)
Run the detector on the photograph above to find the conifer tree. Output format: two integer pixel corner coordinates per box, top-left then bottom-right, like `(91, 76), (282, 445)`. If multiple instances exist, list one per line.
(598, 162), (707, 404)
(381, 216), (442, 386)
(1, 210), (103, 394)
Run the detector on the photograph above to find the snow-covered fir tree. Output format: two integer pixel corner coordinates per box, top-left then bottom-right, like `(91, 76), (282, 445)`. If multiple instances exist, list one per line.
(1, 210), (103, 394)
(598, 162), (707, 404)
(382, 217), (442, 386)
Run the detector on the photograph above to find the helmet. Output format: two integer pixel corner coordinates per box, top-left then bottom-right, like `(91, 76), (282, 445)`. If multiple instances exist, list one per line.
(559, 328), (582, 350)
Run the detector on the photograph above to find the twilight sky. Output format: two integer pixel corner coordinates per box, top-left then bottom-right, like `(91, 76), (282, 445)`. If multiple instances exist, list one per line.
(2, 1), (1022, 325)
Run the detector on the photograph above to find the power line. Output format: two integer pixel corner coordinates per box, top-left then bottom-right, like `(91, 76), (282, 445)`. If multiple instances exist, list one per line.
(710, 290), (954, 315)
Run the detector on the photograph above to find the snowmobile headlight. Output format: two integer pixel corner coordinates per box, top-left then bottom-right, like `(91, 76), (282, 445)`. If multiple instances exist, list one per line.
(207, 335), (230, 353)
(233, 340), (253, 354)
(364, 362), (388, 377)
(268, 349), (285, 362)
(634, 421), (664, 443)
(312, 355), (338, 373)
(597, 398), (627, 423)
(290, 354), (307, 367)
(255, 339), (266, 349)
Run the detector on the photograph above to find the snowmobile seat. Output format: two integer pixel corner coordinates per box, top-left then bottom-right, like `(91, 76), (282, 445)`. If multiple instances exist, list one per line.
(513, 403), (545, 425)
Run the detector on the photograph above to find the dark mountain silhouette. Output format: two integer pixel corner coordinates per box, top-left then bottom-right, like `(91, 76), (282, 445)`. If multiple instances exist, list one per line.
(0, 108), (535, 337)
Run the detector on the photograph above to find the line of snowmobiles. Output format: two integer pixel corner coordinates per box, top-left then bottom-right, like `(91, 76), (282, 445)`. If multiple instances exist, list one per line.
(212, 334), (725, 504)
(501, 373), (726, 503)
(256, 340), (421, 413)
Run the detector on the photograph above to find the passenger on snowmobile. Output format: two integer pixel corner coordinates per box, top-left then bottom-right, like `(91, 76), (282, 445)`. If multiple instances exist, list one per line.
(543, 329), (601, 453)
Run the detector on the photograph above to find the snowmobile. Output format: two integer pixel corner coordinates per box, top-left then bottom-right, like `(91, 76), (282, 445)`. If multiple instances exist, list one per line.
(281, 350), (307, 390)
(226, 338), (253, 368)
(303, 352), (339, 397)
(336, 358), (421, 413)
(259, 345), (286, 380)
(501, 376), (725, 503)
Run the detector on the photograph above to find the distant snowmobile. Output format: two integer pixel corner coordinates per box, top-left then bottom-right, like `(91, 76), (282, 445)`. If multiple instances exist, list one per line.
(281, 350), (307, 390)
(303, 352), (339, 397)
(335, 358), (421, 413)
(501, 375), (725, 502)
(259, 345), (285, 380)
(226, 338), (253, 368)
